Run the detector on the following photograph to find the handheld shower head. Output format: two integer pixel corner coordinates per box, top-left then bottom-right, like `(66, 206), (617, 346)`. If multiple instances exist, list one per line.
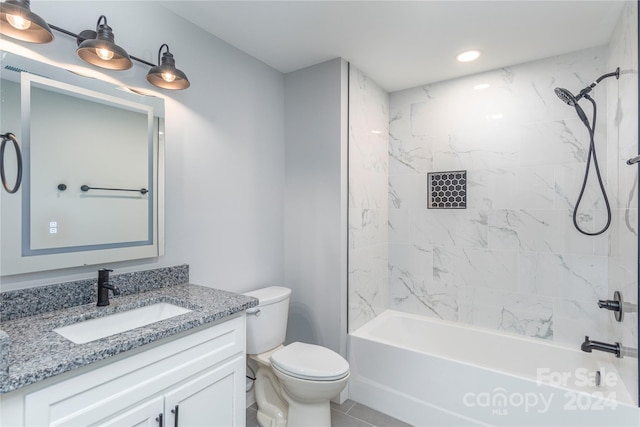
(555, 87), (590, 126)
(554, 87), (577, 106)
(553, 67), (619, 237)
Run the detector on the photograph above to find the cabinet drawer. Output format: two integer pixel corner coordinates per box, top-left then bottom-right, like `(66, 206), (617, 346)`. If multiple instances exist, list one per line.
(23, 315), (245, 426)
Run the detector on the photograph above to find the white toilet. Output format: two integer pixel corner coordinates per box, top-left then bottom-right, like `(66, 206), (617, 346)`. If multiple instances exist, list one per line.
(245, 286), (350, 427)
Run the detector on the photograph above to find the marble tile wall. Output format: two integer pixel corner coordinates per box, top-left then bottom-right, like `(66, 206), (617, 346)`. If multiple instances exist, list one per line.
(606, 0), (638, 404)
(347, 3), (638, 405)
(348, 65), (390, 332)
(388, 45), (617, 344)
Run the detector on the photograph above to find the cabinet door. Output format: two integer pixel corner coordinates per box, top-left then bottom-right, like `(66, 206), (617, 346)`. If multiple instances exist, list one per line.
(21, 317), (245, 427)
(98, 396), (164, 427)
(164, 355), (245, 427)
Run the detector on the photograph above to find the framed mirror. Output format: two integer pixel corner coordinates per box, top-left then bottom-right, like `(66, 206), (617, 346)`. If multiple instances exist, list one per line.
(0, 51), (165, 276)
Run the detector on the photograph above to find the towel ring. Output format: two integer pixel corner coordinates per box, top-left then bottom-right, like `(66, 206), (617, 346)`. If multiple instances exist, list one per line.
(0, 133), (22, 194)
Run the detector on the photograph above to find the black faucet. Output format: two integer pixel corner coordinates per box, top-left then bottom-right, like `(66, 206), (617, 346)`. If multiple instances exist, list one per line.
(97, 268), (120, 306)
(581, 336), (621, 358)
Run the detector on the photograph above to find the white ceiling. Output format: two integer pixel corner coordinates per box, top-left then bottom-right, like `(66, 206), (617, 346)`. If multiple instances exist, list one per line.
(164, 1), (628, 92)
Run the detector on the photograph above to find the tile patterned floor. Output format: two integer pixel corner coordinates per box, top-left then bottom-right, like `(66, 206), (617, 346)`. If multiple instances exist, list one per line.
(246, 399), (412, 427)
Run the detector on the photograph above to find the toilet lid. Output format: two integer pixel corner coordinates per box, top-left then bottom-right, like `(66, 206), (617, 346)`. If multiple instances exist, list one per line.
(270, 342), (350, 381)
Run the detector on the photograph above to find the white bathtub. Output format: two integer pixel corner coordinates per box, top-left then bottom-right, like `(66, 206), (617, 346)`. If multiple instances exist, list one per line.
(349, 310), (640, 426)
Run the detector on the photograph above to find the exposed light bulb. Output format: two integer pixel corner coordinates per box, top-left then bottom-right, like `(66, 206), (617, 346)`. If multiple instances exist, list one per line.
(6, 14), (31, 30)
(161, 72), (176, 83)
(96, 48), (114, 61)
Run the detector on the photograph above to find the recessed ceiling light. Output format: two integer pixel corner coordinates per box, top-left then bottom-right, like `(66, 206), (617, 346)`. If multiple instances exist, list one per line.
(457, 50), (481, 63)
(473, 83), (491, 90)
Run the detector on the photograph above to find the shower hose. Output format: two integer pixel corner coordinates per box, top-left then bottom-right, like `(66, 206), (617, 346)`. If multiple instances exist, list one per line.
(572, 95), (611, 236)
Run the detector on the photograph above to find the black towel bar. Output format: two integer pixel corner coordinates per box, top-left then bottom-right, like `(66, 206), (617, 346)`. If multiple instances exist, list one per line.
(81, 185), (148, 194)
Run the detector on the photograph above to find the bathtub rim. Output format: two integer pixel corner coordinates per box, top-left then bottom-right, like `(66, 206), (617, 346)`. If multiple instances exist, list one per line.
(349, 309), (636, 407)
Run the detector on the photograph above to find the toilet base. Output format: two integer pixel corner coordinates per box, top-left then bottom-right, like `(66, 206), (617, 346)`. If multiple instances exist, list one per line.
(273, 366), (349, 427)
(249, 346), (349, 427)
(282, 394), (331, 426)
(253, 365), (288, 427)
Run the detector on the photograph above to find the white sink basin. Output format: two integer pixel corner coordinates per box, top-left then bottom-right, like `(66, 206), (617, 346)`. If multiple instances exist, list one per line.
(54, 303), (192, 344)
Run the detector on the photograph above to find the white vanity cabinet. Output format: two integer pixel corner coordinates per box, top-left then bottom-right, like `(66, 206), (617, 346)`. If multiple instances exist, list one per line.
(0, 314), (246, 427)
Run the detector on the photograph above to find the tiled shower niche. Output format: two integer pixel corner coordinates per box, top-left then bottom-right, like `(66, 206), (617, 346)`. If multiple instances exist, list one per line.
(427, 170), (467, 209)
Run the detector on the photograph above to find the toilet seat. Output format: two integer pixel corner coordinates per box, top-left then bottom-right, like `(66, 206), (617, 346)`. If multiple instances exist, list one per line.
(270, 342), (349, 381)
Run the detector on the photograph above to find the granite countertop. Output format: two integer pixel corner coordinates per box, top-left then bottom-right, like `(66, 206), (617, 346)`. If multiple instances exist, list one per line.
(0, 283), (258, 393)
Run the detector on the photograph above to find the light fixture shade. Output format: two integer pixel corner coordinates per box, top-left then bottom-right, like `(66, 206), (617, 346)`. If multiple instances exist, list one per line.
(0, 0), (53, 43)
(76, 16), (132, 71)
(146, 45), (190, 90)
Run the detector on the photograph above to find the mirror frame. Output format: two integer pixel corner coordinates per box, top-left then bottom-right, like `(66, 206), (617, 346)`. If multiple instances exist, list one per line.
(0, 52), (165, 276)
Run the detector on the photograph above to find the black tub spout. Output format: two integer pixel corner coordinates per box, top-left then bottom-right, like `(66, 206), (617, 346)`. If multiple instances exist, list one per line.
(581, 336), (621, 358)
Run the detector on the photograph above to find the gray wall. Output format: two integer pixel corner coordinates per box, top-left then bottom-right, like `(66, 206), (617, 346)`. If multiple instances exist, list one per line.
(1, 3), (350, 368)
(0, 1), (285, 294)
(283, 58), (349, 356)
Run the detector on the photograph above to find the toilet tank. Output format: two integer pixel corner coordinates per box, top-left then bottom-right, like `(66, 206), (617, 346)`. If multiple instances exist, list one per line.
(244, 286), (292, 354)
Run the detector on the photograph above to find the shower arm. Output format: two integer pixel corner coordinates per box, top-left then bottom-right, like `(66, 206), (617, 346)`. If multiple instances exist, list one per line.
(577, 67), (621, 100)
(595, 67), (621, 83)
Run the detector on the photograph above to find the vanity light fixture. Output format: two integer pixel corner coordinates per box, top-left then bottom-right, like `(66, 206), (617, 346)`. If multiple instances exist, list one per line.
(76, 15), (132, 71)
(0, 6), (191, 89)
(0, 0), (53, 43)
(456, 49), (481, 63)
(146, 44), (190, 90)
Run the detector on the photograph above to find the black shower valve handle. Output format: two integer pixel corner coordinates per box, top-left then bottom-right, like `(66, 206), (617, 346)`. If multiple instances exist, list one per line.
(597, 291), (623, 322)
(597, 299), (620, 311)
